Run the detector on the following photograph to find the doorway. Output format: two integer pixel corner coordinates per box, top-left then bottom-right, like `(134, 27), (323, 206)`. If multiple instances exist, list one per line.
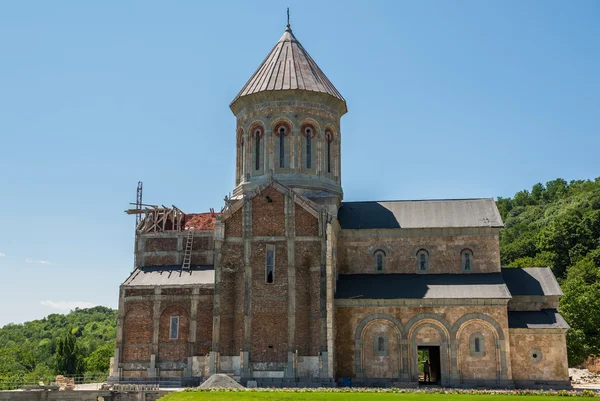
(417, 346), (441, 385)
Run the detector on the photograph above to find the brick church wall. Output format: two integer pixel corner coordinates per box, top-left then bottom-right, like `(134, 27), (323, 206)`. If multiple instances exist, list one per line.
(123, 301), (153, 362)
(295, 241), (321, 356)
(252, 187), (286, 237)
(158, 303), (189, 361)
(251, 240), (288, 362)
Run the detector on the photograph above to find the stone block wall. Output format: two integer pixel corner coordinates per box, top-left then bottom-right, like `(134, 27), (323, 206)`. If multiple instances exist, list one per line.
(509, 330), (569, 382)
(338, 229), (501, 274)
(334, 304), (511, 384)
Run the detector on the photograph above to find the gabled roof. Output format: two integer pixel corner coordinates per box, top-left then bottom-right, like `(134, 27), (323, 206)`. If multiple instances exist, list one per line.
(335, 273), (511, 299)
(508, 309), (569, 329)
(338, 198), (503, 230)
(502, 268), (563, 297)
(231, 26), (346, 109)
(220, 179), (322, 222)
(122, 266), (214, 287)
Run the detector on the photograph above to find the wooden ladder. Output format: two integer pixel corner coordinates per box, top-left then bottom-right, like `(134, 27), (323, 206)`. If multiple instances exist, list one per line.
(182, 230), (194, 269)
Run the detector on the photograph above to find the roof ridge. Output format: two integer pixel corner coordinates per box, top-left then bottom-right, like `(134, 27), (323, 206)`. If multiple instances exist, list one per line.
(342, 198), (493, 204)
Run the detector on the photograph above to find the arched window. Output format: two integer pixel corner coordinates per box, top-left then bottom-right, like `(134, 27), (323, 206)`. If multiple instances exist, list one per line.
(416, 249), (429, 272)
(373, 334), (388, 356)
(266, 245), (275, 284)
(302, 124), (316, 169)
(325, 130), (333, 174)
(470, 332), (485, 356)
(279, 127), (285, 168)
(236, 129), (244, 183)
(255, 133), (261, 171)
(373, 249), (386, 272)
(461, 249), (474, 272)
(251, 125), (264, 172)
(274, 122), (290, 169)
(306, 129), (312, 169)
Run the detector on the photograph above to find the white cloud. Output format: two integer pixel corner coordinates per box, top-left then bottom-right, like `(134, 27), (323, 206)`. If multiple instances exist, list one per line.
(26, 258), (53, 264)
(0, 252), (5, 257)
(40, 300), (97, 311)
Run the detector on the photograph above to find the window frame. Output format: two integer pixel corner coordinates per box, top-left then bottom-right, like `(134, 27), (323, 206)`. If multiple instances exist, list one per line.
(469, 332), (485, 357)
(274, 121), (291, 170)
(301, 123), (316, 171)
(325, 130), (334, 175)
(373, 333), (389, 356)
(461, 249), (474, 273)
(250, 124), (264, 174)
(265, 245), (275, 284)
(373, 249), (386, 273)
(416, 249), (429, 273)
(169, 315), (180, 340)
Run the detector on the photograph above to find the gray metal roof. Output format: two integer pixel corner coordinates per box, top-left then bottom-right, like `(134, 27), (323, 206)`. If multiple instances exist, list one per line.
(231, 27), (345, 107)
(508, 309), (570, 329)
(502, 268), (563, 296)
(338, 198), (503, 230)
(335, 273), (511, 299)
(122, 266), (215, 287)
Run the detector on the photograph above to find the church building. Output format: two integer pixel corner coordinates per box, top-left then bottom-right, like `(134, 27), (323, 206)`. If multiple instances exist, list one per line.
(111, 22), (570, 388)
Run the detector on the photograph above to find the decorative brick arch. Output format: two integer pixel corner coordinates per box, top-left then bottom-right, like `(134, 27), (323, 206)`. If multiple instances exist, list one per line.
(248, 122), (265, 139)
(451, 313), (508, 381)
(123, 303), (153, 344)
(299, 119), (320, 137)
(405, 313), (452, 338)
(271, 118), (293, 136)
(354, 314), (405, 377)
(451, 313), (504, 341)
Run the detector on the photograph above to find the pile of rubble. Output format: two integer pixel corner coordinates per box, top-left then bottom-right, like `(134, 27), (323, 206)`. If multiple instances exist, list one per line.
(199, 374), (243, 389)
(569, 368), (600, 385)
(53, 375), (76, 391)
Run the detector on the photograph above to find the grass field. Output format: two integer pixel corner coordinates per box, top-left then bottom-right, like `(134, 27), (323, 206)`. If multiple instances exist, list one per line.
(159, 391), (587, 401)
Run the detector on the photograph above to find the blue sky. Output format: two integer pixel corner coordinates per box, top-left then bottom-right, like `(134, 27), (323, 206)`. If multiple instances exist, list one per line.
(0, 1), (598, 327)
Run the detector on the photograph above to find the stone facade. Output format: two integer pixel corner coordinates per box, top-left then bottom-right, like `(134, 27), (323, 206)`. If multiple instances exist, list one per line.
(112, 24), (570, 389)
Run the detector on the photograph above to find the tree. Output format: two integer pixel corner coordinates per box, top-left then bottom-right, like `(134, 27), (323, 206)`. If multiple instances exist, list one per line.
(54, 331), (83, 376)
(85, 344), (114, 374)
(560, 277), (600, 365)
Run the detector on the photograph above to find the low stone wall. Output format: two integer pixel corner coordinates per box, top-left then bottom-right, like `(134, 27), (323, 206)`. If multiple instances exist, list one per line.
(0, 389), (172, 401)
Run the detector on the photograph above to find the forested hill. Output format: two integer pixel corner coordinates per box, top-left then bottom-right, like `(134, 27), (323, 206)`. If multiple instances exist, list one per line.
(0, 306), (117, 382)
(498, 178), (600, 365)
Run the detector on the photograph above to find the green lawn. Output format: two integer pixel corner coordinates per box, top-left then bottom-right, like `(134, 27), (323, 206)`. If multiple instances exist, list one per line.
(160, 392), (583, 401)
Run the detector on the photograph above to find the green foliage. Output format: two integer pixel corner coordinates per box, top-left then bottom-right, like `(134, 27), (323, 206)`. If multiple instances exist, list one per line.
(0, 306), (116, 380)
(498, 177), (600, 366)
(55, 331), (82, 375)
(85, 344), (114, 374)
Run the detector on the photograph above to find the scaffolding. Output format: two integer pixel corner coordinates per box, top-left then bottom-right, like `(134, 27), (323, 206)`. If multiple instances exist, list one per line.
(125, 182), (186, 233)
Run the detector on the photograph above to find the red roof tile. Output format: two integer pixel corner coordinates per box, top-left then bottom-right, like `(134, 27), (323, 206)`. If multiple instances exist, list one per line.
(184, 212), (219, 231)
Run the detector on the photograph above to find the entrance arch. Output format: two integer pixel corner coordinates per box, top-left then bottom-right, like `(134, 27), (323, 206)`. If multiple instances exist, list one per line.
(406, 314), (452, 386)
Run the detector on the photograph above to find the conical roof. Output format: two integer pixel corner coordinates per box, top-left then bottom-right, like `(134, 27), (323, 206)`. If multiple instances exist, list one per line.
(231, 26), (346, 108)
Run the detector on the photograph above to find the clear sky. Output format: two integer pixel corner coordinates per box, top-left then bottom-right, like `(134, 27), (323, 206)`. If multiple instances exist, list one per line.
(0, 1), (598, 327)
